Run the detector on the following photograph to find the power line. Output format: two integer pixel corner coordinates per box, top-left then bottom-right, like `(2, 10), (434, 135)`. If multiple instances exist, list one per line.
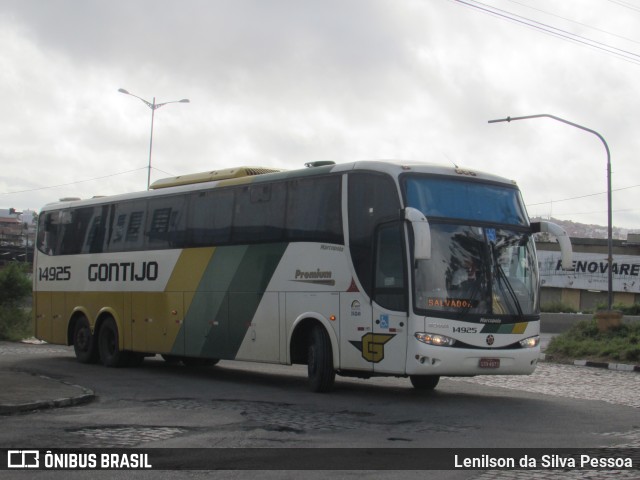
(534, 207), (639, 217)
(451, 0), (640, 66)
(526, 183), (640, 207)
(505, 0), (640, 47)
(605, 0), (640, 14)
(460, 0), (640, 61)
(0, 168), (147, 196)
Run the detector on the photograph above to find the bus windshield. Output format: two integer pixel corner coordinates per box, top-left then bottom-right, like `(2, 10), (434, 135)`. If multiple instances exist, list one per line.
(403, 176), (538, 319)
(404, 176), (528, 226)
(413, 225), (539, 318)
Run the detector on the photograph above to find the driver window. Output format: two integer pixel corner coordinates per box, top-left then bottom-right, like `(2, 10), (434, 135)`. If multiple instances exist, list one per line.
(374, 223), (406, 312)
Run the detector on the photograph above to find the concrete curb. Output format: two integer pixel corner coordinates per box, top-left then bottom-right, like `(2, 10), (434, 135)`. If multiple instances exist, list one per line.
(539, 352), (640, 373)
(572, 359), (640, 373)
(0, 372), (95, 415)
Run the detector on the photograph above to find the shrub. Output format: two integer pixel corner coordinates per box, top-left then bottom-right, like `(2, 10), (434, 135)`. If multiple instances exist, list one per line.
(592, 303), (640, 315)
(546, 319), (640, 363)
(540, 301), (577, 313)
(0, 262), (33, 341)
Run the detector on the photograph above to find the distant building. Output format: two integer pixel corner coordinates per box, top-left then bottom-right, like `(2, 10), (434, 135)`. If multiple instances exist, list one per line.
(0, 209), (24, 245)
(537, 235), (640, 311)
(0, 208), (35, 264)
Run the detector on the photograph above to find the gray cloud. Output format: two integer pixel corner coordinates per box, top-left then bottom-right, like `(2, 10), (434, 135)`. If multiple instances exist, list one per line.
(0, 0), (638, 229)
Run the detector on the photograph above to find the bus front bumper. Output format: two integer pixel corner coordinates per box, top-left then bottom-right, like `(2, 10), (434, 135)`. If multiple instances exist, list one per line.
(407, 344), (541, 376)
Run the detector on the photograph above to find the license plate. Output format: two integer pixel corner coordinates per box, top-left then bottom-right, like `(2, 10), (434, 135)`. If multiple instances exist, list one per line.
(479, 358), (500, 368)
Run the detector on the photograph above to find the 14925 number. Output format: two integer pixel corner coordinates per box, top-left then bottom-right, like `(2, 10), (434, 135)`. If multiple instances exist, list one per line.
(38, 266), (71, 281)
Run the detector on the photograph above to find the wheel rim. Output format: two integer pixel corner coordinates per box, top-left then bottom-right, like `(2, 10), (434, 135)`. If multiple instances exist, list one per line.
(76, 326), (90, 352)
(103, 327), (116, 356)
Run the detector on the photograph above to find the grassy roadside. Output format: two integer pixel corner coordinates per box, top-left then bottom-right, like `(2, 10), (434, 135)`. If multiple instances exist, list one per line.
(0, 262), (33, 342)
(544, 318), (640, 365)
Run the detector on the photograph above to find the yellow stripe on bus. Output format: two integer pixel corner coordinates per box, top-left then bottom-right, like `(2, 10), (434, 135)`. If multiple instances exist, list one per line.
(165, 247), (216, 293)
(512, 322), (528, 334)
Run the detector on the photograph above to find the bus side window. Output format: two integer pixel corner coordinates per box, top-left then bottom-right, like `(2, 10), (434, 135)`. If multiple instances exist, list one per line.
(125, 212), (144, 244)
(187, 189), (234, 247)
(348, 172), (401, 298)
(37, 211), (60, 255)
(373, 222), (407, 311)
(56, 208), (91, 255)
(286, 175), (343, 244)
(233, 183), (286, 243)
(84, 205), (110, 254)
(106, 200), (147, 252)
(111, 213), (127, 245)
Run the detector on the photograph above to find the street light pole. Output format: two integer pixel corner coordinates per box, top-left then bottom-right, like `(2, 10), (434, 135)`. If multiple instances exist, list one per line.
(118, 88), (190, 190)
(488, 113), (613, 310)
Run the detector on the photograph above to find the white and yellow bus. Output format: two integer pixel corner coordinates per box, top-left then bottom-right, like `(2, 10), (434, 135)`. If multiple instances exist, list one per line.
(33, 161), (571, 392)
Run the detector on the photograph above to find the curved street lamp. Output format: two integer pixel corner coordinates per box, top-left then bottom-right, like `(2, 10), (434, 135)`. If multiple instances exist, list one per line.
(488, 113), (613, 310)
(118, 88), (190, 190)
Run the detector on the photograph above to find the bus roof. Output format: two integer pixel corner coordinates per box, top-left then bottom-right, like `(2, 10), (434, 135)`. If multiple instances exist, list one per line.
(40, 160), (518, 212)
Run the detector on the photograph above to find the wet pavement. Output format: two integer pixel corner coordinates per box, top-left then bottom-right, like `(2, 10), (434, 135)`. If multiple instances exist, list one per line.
(1, 338), (639, 478)
(1, 335), (638, 414)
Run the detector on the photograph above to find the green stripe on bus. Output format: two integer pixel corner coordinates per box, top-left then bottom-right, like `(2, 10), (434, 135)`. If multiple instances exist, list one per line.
(173, 243), (288, 359)
(480, 322), (529, 334)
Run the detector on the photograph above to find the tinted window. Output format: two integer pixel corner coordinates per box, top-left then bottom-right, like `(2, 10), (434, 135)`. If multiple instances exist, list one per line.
(232, 182), (286, 243)
(37, 211), (62, 255)
(147, 195), (187, 249)
(286, 175), (342, 243)
(348, 172), (401, 296)
(37, 174), (346, 255)
(107, 200), (147, 252)
(187, 189), (234, 246)
(404, 176), (528, 226)
(84, 205), (109, 253)
(59, 207), (96, 255)
(374, 222), (406, 311)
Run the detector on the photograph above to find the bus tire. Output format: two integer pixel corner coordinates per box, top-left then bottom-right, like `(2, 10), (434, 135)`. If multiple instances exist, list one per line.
(307, 325), (335, 393)
(73, 316), (98, 364)
(98, 317), (127, 368)
(410, 375), (440, 390)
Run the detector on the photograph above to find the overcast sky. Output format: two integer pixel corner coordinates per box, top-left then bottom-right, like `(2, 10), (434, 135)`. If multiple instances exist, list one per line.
(1, 0), (638, 230)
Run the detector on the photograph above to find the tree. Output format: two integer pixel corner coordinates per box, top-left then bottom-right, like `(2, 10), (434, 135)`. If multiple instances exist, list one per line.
(0, 262), (32, 340)
(0, 262), (31, 306)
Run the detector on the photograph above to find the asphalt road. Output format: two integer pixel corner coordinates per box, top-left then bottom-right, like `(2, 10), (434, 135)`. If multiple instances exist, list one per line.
(1, 341), (639, 479)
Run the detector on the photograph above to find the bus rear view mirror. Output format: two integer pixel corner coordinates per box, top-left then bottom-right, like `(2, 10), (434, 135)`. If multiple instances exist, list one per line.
(532, 221), (573, 270)
(405, 207), (431, 261)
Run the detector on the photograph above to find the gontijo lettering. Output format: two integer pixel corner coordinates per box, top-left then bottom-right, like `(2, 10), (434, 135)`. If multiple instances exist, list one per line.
(88, 262), (159, 282)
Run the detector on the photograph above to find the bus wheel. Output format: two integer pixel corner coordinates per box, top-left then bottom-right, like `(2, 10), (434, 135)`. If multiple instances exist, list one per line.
(409, 375), (440, 390)
(307, 325), (335, 393)
(98, 317), (127, 368)
(73, 316), (98, 364)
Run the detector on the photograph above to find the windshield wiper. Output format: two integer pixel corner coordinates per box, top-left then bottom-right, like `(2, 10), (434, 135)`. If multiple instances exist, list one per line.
(490, 243), (525, 319)
(494, 262), (524, 318)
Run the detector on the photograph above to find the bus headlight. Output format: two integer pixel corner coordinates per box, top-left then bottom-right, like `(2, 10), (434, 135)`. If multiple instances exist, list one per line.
(415, 332), (456, 347)
(519, 336), (540, 348)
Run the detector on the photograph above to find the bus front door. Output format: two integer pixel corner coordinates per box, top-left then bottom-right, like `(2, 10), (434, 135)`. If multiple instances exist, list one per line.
(371, 222), (408, 375)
